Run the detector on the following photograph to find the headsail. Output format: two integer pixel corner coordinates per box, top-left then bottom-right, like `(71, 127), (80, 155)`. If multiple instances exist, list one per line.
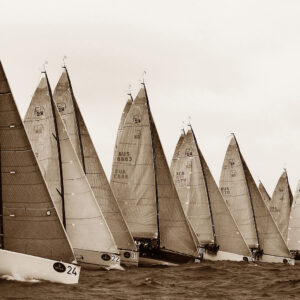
(171, 129), (251, 257)
(111, 86), (198, 257)
(24, 74), (119, 264)
(0, 61), (75, 263)
(52, 69), (136, 253)
(220, 136), (292, 258)
(258, 181), (271, 207)
(288, 180), (300, 251)
(269, 171), (293, 242)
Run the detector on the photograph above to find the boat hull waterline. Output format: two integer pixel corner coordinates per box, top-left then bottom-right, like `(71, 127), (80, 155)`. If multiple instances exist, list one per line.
(0, 249), (80, 284)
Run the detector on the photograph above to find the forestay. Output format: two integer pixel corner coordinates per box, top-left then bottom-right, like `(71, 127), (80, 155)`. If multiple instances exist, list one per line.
(53, 69), (136, 252)
(171, 130), (250, 257)
(269, 171), (293, 242)
(220, 136), (292, 258)
(288, 180), (300, 250)
(0, 62), (75, 263)
(24, 76), (118, 257)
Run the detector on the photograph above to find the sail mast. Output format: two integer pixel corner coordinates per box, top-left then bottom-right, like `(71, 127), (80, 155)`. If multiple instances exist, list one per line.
(63, 66), (86, 174)
(232, 133), (260, 249)
(0, 145), (3, 249)
(189, 125), (216, 245)
(43, 71), (66, 229)
(142, 82), (160, 244)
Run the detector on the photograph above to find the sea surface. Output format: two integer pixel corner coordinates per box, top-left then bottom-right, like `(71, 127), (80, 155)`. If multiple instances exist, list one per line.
(1, 260), (300, 299)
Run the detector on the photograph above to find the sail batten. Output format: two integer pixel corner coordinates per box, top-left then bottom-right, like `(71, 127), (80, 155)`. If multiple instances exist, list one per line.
(53, 69), (136, 252)
(112, 86), (198, 257)
(171, 130), (251, 257)
(24, 74), (119, 260)
(0, 61), (75, 263)
(220, 136), (292, 258)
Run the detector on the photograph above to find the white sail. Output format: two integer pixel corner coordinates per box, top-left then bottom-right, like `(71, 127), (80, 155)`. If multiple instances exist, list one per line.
(258, 181), (271, 207)
(111, 86), (198, 258)
(52, 70), (137, 264)
(171, 129), (251, 259)
(0, 61), (80, 283)
(24, 75), (120, 268)
(269, 171), (293, 241)
(288, 180), (300, 251)
(220, 136), (293, 262)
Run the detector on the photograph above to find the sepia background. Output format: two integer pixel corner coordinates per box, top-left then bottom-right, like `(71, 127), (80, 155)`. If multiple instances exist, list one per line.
(1, 0), (300, 193)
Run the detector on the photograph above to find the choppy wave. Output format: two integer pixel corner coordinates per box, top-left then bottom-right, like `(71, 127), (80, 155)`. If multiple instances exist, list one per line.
(1, 260), (300, 299)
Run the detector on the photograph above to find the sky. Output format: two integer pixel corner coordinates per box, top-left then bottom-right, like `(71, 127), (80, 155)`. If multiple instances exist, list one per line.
(1, 0), (300, 194)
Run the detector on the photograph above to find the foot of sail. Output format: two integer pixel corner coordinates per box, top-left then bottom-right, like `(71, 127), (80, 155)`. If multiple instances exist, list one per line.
(0, 249), (80, 284)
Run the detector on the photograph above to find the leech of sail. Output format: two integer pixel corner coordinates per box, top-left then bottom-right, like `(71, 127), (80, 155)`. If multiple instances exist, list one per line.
(189, 125), (216, 245)
(232, 133), (260, 249)
(44, 71), (66, 229)
(142, 82), (160, 244)
(63, 66), (86, 174)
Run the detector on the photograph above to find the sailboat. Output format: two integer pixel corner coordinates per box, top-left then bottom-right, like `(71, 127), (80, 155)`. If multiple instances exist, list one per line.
(219, 135), (294, 264)
(170, 127), (252, 262)
(258, 181), (271, 207)
(24, 72), (121, 269)
(110, 83), (200, 266)
(288, 180), (300, 259)
(52, 67), (138, 266)
(268, 170), (293, 242)
(0, 61), (80, 284)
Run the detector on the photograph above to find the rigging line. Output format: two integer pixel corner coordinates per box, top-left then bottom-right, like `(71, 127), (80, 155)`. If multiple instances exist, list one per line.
(189, 125), (216, 245)
(231, 133), (260, 249)
(43, 70), (66, 229)
(142, 81), (160, 245)
(63, 66), (86, 174)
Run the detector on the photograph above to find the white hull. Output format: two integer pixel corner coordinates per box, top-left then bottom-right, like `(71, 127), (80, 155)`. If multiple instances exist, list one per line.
(202, 250), (252, 262)
(74, 249), (122, 270)
(119, 249), (139, 267)
(259, 254), (295, 265)
(0, 249), (80, 284)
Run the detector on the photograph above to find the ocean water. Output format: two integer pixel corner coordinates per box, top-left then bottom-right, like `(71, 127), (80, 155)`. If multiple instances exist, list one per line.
(1, 260), (300, 299)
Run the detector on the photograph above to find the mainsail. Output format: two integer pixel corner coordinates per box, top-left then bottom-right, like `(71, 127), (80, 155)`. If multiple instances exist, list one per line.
(288, 180), (300, 252)
(258, 181), (271, 207)
(170, 129), (250, 257)
(269, 171), (293, 242)
(24, 74), (119, 266)
(0, 61), (75, 263)
(111, 85), (198, 258)
(52, 68), (137, 256)
(220, 136), (292, 259)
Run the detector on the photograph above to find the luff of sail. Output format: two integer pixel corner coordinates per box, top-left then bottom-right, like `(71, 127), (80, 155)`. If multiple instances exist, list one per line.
(220, 136), (293, 264)
(258, 181), (271, 207)
(0, 61), (80, 284)
(269, 171), (293, 242)
(52, 69), (137, 265)
(288, 180), (300, 255)
(111, 85), (199, 261)
(24, 75), (120, 269)
(171, 129), (251, 260)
